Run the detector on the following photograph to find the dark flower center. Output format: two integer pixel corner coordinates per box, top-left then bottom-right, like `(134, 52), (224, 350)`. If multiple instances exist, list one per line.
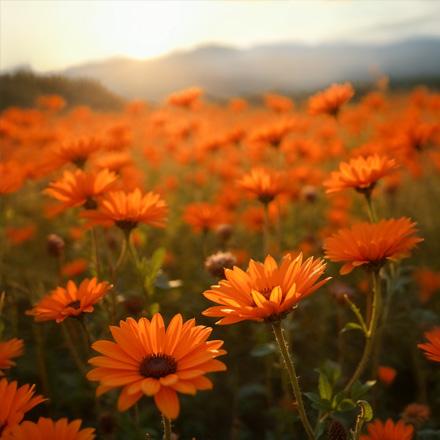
(259, 286), (274, 298)
(139, 354), (177, 379)
(83, 197), (98, 210)
(66, 300), (81, 309)
(115, 220), (138, 231)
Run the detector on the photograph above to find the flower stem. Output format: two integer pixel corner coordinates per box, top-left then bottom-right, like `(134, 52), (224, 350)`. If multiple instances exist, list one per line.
(62, 320), (87, 376)
(364, 193), (377, 223)
(262, 202), (270, 256)
(90, 227), (101, 278)
(115, 231), (130, 271)
(272, 321), (315, 440)
(162, 415), (172, 440)
(344, 270), (382, 392)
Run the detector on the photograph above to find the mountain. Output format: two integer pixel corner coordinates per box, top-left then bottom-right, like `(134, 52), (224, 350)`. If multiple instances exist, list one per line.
(61, 38), (440, 101)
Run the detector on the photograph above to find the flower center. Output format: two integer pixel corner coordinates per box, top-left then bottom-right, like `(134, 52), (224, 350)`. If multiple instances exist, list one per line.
(115, 220), (138, 231)
(66, 300), (81, 309)
(139, 354), (177, 379)
(83, 197), (98, 210)
(258, 286), (274, 299)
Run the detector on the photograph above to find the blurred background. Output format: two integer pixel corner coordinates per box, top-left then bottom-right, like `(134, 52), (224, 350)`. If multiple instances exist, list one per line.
(1, 0), (440, 110)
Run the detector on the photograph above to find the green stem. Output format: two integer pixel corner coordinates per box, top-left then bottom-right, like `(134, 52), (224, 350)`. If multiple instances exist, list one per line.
(33, 324), (51, 399)
(262, 202), (270, 256)
(90, 227), (101, 278)
(162, 415), (172, 440)
(115, 231), (129, 271)
(272, 321), (315, 440)
(344, 271), (382, 392)
(62, 320), (87, 376)
(364, 193), (377, 223)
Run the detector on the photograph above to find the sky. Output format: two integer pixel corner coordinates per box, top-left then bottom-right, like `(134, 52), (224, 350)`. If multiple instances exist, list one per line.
(1, 0), (440, 72)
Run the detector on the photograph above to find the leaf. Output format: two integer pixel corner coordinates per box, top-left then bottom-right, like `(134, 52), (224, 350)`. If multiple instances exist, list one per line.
(350, 380), (376, 400)
(341, 322), (365, 334)
(318, 371), (332, 400)
(337, 398), (356, 412)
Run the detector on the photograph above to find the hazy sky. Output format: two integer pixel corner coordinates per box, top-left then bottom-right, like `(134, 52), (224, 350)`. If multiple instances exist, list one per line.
(1, 0), (440, 71)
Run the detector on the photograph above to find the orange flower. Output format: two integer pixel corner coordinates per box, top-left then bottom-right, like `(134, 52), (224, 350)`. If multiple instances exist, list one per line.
(36, 95), (66, 112)
(0, 339), (24, 375)
(203, 253), (330, 324)
(0, 162), (24, 195)
(264, 93), (294, 113)
(44, 169), (118, 211)
(238, 168), (285, 204)
(418, 327), (440, 363)
(82, 189), (167, 231)
(60, 259), (88, 278)
(323, 155), (397, 195)
(87, 314), (226, 420)
(324, 218), (423, 275)
(308, 82), (354, 116)
(27, 278), (111, 323)
(377, 365), (396, 386)
(4, 417), (95, 440)
(166, 87), (203, 108)
(360, 419), (413, 440)
(0, 379), (46, 437)
(5, 226), (36, 246)
(183, 203), (230, 233)
(414, 268), (440, 303)
(401, 403), (431, 427)
(50, 137), (102, 168)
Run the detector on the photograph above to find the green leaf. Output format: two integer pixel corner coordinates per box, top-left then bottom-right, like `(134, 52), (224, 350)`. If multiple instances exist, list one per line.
(351, 380), (376, 400)
(341, 322), (364, 334)
(318, 371), (332, 400)
(337, 398), (356, 412)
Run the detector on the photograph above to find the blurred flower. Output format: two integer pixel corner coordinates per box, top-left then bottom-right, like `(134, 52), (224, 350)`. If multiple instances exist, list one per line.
(401, 403), (431, 427)
(308, 82), (354, 117)
(166, 87), (203, 109)
(87, 314), (226, 420)
(49, 137), (102, 168)
(238, 168), (285, 204)
(324, 218), (423, 275)
(413, 268), (440, 304)
(4, 417), (95, 440)
(27, 278), (111, 323)
(82, 189), (167, 231)
(5, 226), (36, 246)
(0, 379), (46, 437)
(360, 419), (413, 440)
(60, 259), (88, 278)
(377, 365), (397, 386)
(0, 339), (24, 375)
(205, 251), (237, 278)
(215, 224), (233, 242)
(46, 234), (65, 257)
(418, 327), (440, 363)
(203, 253), (329, 324)
(183, 203), (230, 233)
(323, 155), (397, 195)
(44, 169), (118, 211)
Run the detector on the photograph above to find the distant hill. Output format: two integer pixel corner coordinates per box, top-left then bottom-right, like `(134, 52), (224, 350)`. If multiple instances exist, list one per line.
(0, 70), (124, 111)
(60, 38), (440, 101)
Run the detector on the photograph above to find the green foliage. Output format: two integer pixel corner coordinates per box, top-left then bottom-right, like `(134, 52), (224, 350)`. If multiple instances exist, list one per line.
(0, 70), (124, 111)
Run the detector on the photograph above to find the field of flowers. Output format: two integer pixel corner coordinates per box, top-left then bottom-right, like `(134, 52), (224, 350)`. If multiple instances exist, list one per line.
(1, 83), (439, 440)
